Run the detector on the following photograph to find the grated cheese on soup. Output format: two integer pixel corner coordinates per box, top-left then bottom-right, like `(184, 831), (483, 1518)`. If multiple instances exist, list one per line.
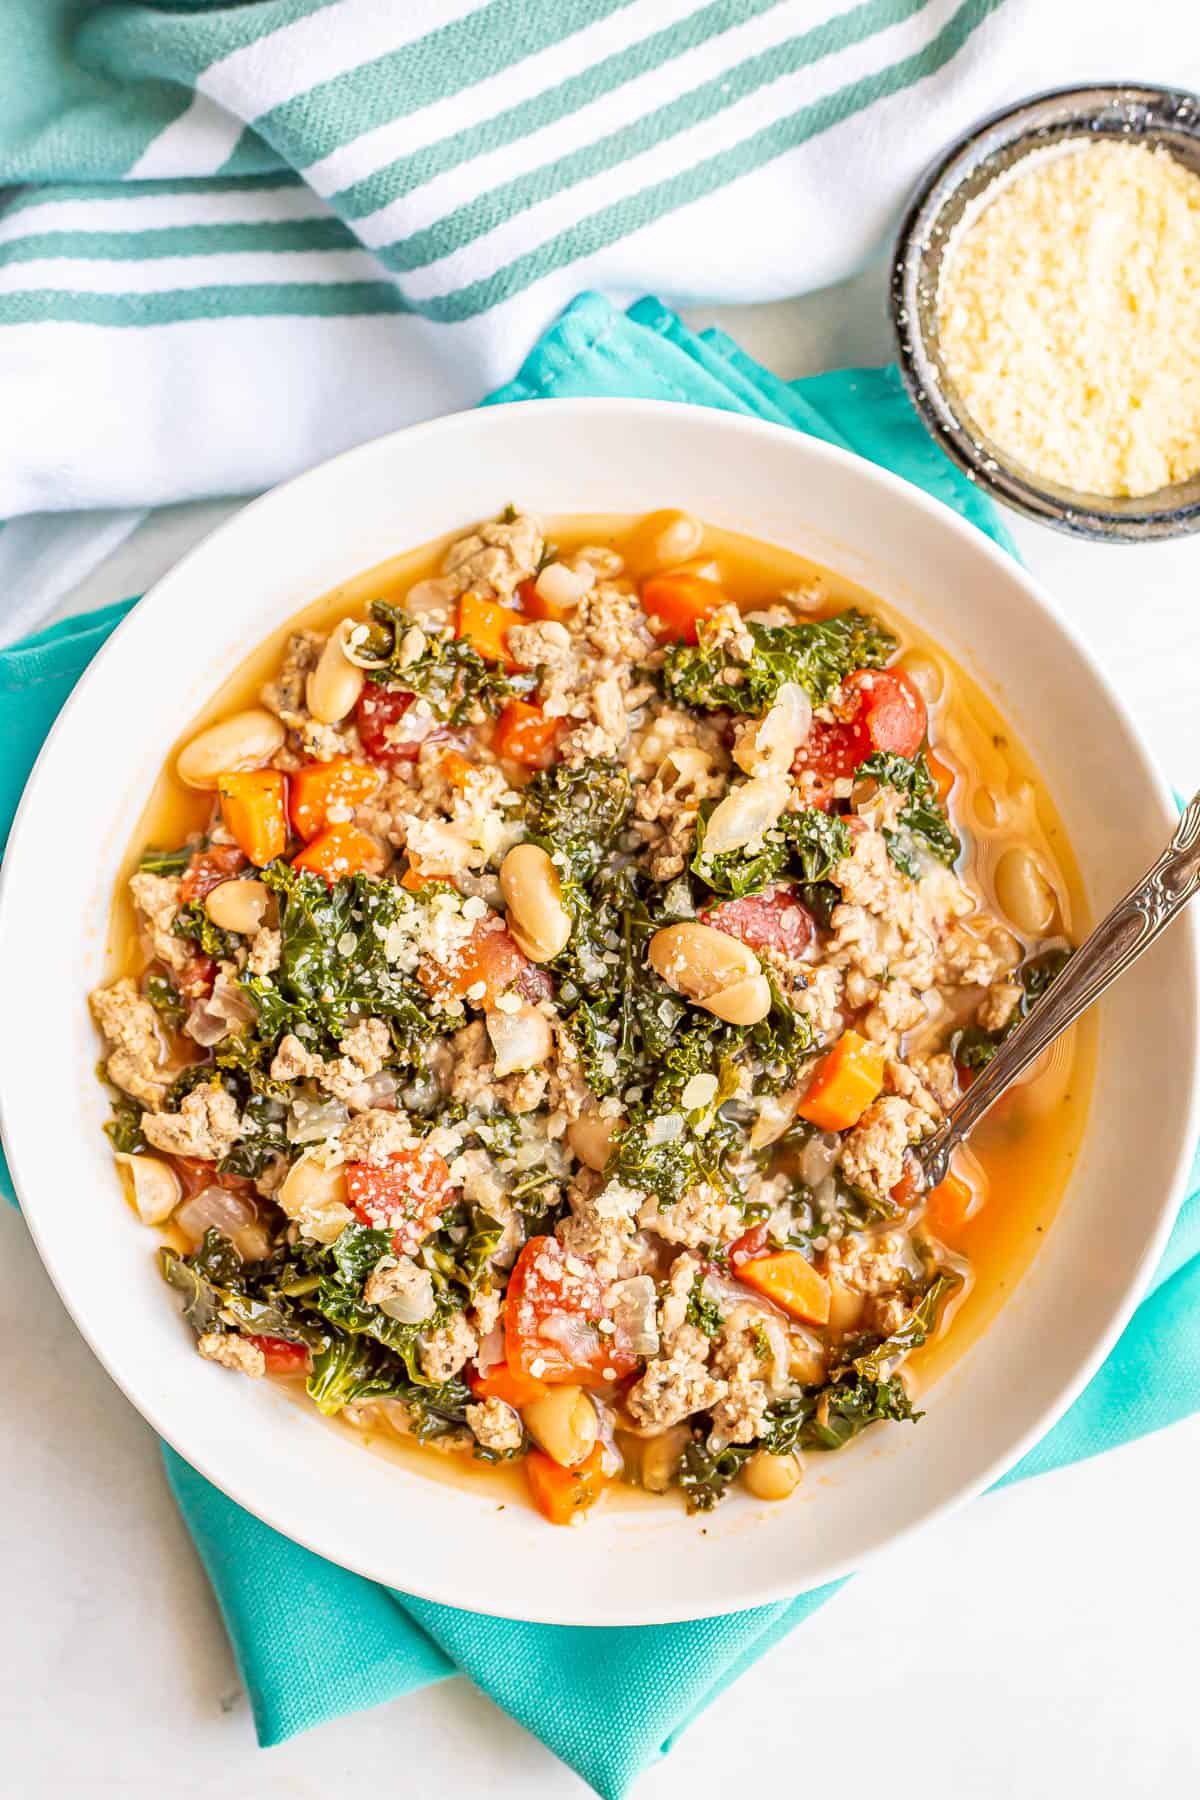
(937, 140), (1200, 498)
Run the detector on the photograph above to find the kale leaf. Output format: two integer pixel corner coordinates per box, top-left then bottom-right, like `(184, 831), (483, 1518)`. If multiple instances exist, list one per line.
(104, 1094), (147, 1155)
(663, 610), (896, 716)
(240, 862), (435, 1058)
(691, 805), (851, 899)
(216, 1094), (288, 1180)
(685, 1274), (724, 1339)
(173, 901), (241, 960)
(356, 602), (533, 721)
(841, 1270), (960, 1385)
(953, 945), (1072, 1070)
(138, 843), (193, 876)
(144, 972), (186, 1029)
(857, 751), (959, 877)
(522, 757), (633, 882)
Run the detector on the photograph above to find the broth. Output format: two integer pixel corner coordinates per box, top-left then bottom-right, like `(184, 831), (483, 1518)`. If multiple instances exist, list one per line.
(106, 512), (1094, 1500)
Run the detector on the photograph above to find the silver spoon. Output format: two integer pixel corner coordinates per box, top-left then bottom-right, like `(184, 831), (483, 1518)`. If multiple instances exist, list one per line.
(917, 790), (1200, 1189)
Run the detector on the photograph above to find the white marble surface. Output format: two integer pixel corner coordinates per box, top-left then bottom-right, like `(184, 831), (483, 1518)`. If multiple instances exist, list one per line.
(6, 258), (1200, 1795)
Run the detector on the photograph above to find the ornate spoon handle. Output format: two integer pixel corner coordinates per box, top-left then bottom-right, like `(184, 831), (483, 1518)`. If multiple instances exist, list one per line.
(918, 790), (1200, 1189)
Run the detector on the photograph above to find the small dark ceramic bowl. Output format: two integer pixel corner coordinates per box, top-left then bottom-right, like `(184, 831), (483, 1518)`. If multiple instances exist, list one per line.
(890, 83), (1200, 541)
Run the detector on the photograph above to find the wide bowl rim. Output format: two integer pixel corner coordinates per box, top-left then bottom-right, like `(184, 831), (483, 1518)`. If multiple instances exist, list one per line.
(3, 396), (1198, 1623)
(889, 79), (1200, 542)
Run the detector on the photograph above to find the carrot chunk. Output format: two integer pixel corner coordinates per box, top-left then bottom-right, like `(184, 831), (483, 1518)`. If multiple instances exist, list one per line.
(457, 590), (523, 664)
(290, 757), (380, 843)
(469, 1360), (550, 1410)
(494, 698), (562, 769)
(738, 1251), (832, 1326)
(641, 572), (726, 644)
(217, 769), (287, 866)
(796, 1030), (886, 1133)
(525, 1445), (608, 1525)
(291, 823), (387, 884)
(926, 1164), (983, 1239)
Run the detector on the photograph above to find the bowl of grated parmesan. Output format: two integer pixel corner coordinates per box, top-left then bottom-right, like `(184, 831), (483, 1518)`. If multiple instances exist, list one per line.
(890, 83), (1200, 541)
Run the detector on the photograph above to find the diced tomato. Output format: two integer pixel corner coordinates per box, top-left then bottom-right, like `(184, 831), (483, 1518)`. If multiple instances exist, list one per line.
(704, 884), (815, 962)
(290, 757), (381, 842)
(217, 769), (288, 866)
(178, 842), (247, 903)
(356, 683), (445, 764)
(345, 1142), (455, 1257)
(889, 1161), (925, 1210)
(468, 1360), (550, 1409)
(246, 1334), (311, 1376)
(793, 666), (928, 789)
(172, 1155), (255, 1200)
(729, 1224), (769, 1271)
(794, 716), (872, 786)
(641, 572), (726, 644)
(291, 823), (387, 884)
(842, 668), (926, 759)
(504, 1236), (640, 1387)
(177, 953), (216, 1000)
(494, 698), (563, 770)
(422, 914), (545, 1009)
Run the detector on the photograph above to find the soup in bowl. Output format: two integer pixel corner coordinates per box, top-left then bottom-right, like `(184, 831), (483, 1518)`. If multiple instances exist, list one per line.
(92, 504), (1089, 1527)
(2, 400), (1194, 1621)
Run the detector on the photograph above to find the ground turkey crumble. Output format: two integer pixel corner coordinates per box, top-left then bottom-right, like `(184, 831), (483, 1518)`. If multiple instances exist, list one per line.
(90, 503), (1073, 1520)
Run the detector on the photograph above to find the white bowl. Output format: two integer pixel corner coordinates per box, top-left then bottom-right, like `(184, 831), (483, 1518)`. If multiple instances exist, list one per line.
(3, 400), (1197, 1625)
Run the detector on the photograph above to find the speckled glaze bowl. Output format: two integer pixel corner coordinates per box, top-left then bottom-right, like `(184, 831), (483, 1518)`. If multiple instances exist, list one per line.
(890, 83), (1200, 541)
(2, 400), (1197, 1622)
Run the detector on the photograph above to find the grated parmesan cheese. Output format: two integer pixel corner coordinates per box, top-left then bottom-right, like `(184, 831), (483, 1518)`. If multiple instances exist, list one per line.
(937, 140), (1200, 497)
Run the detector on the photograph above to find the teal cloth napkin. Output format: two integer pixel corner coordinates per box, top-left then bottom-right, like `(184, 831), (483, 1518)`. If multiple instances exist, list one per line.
(3, 294), (1199, 1798)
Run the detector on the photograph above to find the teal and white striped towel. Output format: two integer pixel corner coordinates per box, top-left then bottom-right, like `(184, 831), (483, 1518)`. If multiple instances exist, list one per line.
(2, 0), (1196, 636)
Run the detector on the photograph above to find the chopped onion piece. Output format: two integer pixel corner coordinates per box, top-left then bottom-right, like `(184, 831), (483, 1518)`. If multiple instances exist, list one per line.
(376, 1263), (436, 1324)
(287, 1092), (350, 1144)
(486, 1004), (552, 1077)
(176, 1184), (255, 1241)
(607, 1275), (660, 1357)
(800, 1131), (840, 1189)
(115, 1152), (180, 1225)
(184, 974), (255, 1048)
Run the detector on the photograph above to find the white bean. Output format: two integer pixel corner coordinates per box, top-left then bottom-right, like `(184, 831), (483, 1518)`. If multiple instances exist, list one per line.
(567, 1111), (621, 1172)
(572, 545), (624, 579)
(205, 877), (270, 936)
(897, 649), (945, 704)
(648, 510), (703, 566)
(177, 709), (285, 791)
(114, 1151), (180, 1225)
(648, 922), (771, 1024)
(741, 1449), (802, 1501)
(535, 560), (594, 612)
(699, 774), (791, 857)
(994, 846), (1056, 936)
(522, 1387), (598, 1468)
(402, 576), (458, 626)
(704, 974), (772, 1026)
(732, 683), (812, 777)
(276, 1154), (352, 1244)
(500, 843), (571, 962)
(307, 620), (366, 725)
